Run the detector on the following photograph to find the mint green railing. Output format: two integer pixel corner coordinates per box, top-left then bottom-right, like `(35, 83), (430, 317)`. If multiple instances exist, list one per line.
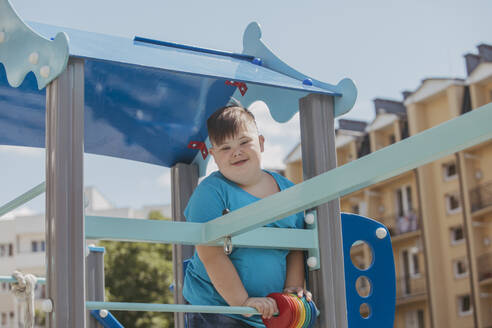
(0, 182), (45, 217)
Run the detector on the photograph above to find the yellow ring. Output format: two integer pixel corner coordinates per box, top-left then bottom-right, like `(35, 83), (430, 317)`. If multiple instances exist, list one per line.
(290, 294), (305, 328)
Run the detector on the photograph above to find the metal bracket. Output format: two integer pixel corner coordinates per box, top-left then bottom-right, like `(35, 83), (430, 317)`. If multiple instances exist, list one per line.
(223, 236), (233, 255)
(305, 209), (320, 271)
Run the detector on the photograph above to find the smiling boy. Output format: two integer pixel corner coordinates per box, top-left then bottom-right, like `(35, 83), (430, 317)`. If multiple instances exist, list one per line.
(183, 105), (311, 328)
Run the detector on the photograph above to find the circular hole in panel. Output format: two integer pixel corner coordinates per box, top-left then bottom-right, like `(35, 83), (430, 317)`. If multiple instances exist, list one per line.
(355, 276), (371, 298)
(359, 303), (371, 319)
(350, 240), (373, 270)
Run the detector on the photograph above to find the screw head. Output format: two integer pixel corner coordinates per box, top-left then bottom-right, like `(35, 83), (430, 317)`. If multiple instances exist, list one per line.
(307, 256), (318, 268)
(99, 309), (109, 318)
(376, 227), (387, 239)
(305, 213), (315, 225)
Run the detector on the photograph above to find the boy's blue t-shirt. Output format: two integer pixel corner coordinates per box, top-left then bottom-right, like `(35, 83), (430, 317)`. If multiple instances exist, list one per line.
(182, 170), (304, 328)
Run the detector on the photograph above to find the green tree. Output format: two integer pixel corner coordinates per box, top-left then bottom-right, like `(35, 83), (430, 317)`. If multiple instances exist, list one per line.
(100, 210), (174, 327)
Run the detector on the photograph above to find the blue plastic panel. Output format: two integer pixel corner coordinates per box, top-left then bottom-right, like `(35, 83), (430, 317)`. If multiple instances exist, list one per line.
(83, 59), (232, 166)
(0, 67), (45, 148)
(90, 310), (124, 328)
(0, 60), (231, 167)
(341, 213), (395, 328)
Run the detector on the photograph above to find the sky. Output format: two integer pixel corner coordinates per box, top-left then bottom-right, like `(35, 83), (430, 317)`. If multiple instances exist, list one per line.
(2, 0), (492, 215)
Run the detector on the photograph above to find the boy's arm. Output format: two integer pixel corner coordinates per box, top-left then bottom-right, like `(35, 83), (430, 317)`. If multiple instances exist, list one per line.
(283, 250), (312, 301)
(196, 245), (278, 318)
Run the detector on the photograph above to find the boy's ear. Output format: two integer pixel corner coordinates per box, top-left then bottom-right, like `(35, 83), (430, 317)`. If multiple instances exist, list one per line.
(259, 135), (265, 152)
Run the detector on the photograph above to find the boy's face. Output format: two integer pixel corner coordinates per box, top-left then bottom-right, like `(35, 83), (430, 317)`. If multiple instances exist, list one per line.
(209, 121), (265, 187)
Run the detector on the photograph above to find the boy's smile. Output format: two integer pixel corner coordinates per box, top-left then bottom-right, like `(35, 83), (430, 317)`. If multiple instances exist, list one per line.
(210, 121), (265, 187)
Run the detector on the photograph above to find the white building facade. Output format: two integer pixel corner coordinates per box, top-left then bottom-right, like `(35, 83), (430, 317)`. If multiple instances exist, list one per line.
(0, 187), (171, 327)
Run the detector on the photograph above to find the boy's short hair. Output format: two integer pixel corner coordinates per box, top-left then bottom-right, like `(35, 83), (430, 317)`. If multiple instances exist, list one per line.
(207, 105), (258, 146)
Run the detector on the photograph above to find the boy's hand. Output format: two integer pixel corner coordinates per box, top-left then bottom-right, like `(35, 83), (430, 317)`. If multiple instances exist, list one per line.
(242, 297), (278, 319)
(283, 286), (313, 302)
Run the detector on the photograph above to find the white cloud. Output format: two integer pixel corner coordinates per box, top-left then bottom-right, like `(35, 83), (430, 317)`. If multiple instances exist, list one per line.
(157, 170), (171, 188)
(249, 101), (300, 140)
(0, 145), (44, 157)
(337, 99), (375, 125)
(262, 142), (287, 169)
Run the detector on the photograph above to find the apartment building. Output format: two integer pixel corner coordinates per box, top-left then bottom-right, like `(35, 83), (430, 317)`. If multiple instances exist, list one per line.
(284, 43), (492, 328)
(0, 187), (171, 328)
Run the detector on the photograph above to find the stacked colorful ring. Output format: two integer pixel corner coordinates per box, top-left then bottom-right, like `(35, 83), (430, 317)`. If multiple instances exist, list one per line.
(262, 293), (319, 328)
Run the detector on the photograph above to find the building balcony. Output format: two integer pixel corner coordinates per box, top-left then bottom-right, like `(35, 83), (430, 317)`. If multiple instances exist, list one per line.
(470, 181), (492, 214)
(396, 275), (427, 304)
(381, 210), (420, 238)
(15, 252), (45, 269)
(478, 252), (492, 284)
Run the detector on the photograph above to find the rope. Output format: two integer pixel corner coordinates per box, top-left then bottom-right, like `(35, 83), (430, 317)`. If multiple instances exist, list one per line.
(11, 270), (37, 328)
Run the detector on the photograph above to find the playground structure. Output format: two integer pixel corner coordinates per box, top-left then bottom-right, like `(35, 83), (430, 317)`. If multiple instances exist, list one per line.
(1, 0), (492, 327)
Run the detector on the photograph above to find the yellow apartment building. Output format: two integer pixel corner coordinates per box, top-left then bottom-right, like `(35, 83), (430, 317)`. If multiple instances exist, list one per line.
(284, 43), (492, 328)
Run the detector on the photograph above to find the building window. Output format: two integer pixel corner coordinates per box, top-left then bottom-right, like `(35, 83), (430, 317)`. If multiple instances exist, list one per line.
(41, 241), (46, 252)
(31, 241), (38, 253)
(1, 282), (7, 291)
(417, 310), (424, 328)
(443, 162), (457, 180)
(405, 309), (425, 328)
(9, 243), (13, 256)
(0, 245), (5, 257)
(458, 294), (473, 316)
(450, 226), (465, 245)
(445, 194), (462, 214)
(453, 258), (468, 278)
(402, 246), (421, 279)
(396, 186), (413, 217)
(389, 134), (396, 144)
(411, 250), (420, 277)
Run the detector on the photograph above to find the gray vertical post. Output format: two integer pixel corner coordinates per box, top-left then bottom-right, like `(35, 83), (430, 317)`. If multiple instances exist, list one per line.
(171, 163), (198, 328)
(299, 93), (348, 328)
(45, 58), (86, 328)
(86, 246), (105, 328)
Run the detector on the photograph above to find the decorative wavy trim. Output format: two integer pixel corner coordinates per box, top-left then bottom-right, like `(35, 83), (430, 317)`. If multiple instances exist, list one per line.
(242, 22), (357, 119)
(0, 0), (69, 90)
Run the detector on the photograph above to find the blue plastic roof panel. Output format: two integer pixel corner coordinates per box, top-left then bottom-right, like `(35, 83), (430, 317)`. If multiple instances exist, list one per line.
(30, 22), (337, 97)
(0, 6), (357, 172)
(0, 60), (232, 167)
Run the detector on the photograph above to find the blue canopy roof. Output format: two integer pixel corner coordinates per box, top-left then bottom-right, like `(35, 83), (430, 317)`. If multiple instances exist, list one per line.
(0, 1), (356, 173)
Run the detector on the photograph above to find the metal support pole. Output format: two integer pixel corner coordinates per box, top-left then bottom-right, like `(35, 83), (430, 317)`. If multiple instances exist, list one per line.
(45, 58), (86, 328)
(86, 246), (105, 328)
(299, 93), (347, 328)
(171, 163), (198, 328)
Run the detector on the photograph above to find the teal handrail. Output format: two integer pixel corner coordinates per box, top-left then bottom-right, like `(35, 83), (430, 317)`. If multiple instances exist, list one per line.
(0, 182), (46, 217)
(86, 301), (261, 315)
(85, 103), (492, 247)
(0, 275), (46, 284)
(85, 216), (317, 249)
(203, 103), (492, 242)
